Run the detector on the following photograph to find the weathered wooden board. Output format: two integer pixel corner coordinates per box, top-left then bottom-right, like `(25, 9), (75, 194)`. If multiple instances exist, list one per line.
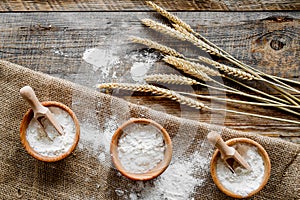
(0, 0), (299, 11)
(0, 12), (299, 143)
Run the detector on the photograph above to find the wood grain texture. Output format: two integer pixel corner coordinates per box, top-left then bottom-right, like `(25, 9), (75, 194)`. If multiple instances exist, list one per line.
(0, 0), (299, 11)
(0, 12), (299, 143)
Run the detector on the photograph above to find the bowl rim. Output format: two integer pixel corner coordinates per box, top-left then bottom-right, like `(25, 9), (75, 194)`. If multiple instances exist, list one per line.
(110, 118), (173, 181)
(210, 137), (271, 199)
(20, 101), (80, 162)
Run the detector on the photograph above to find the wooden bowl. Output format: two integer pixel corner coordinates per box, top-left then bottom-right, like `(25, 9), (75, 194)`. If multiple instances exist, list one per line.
(20, 101), (80, 162)
(110, 118), (172, 181)
(210, 138), (271, 199)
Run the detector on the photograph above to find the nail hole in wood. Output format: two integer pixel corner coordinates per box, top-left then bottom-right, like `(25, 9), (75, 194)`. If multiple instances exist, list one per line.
(270, 39), (285, 50)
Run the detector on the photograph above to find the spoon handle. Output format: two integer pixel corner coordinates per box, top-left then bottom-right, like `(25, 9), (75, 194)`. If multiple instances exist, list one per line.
(207, 131), (235, 159)
(20, 86), (48, 118)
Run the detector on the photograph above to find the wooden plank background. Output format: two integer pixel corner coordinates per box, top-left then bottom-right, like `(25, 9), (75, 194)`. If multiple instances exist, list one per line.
(0, 0), (299, 11)
(0, 2), (299, 144)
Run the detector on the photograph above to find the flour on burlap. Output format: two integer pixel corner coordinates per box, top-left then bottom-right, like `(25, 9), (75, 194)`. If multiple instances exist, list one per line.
(77, 113), (210, 200)
(112, 141), (212, 200)
(127, 150), (210, 200)
(77, 115), (119, 164)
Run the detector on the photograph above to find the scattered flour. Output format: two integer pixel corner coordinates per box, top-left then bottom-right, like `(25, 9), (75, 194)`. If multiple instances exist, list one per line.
(26, 106), (76, 157)
(216, 145), (265, 197)
(82, 47), (160, 85)
(126, 150), (210, 200)
(82, 47), (120, 78)
(82, 47), (119, 72)
(130, 62), (152, 83)
(77, 116), (119, 164)
(117, 123), (165, 173)
(125, 49), (160, 83)
(74, 108), (211, 200)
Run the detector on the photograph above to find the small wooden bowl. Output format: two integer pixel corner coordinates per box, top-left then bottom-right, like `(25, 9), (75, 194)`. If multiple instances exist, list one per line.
(110, 118), (172, 181)
(20, 101), (80, 162)
(210, 138), (271, 199)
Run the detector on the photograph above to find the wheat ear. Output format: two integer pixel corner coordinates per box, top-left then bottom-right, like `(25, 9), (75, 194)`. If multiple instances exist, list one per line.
(145, 74), (200, 85)
(164, 56), (220, 77)
(145, 2), (300, 94)
(142, 19), (188, 41)
(98, 83), (300, 125)
(98, 83), (208, 110)
(142, 19), (222, 57)
(145, 1), (193, 32)
(130, 36), (184, 58)
(162, 56), (210, 81)
(197, 56), (257, 80)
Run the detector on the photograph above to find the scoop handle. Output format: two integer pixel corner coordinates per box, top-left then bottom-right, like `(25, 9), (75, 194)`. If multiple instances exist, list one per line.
(20, 86), (48, 116)
(207, 131), (235, 158)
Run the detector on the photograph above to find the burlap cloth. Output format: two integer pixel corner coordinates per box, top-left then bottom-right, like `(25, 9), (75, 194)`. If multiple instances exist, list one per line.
(0, 60), (299, 199)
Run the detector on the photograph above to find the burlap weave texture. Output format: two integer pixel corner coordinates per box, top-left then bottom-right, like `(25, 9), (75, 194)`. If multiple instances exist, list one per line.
(0, 60), (299, 199)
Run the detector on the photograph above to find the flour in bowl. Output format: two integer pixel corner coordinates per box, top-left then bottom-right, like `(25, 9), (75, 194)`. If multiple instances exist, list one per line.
(117, 123), (166, 173)
(26, 106), (76, 157)
(216, 145), (265, 197)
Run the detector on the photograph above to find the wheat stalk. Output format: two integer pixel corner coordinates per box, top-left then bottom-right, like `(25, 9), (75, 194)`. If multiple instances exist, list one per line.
(207, 107), (300, 125)
(142, 19), (189, 42)
(142, 19), (223, 57)
(130, 36), (185, 58)
(145, 2), (300, 93)
(97, 83), (300, 125)
(145, 2), (300, 105)
(97, 2), (300, 125)
(198, 56), (257, 80)
(163, 56), (210, 82)
(145, 74), (201, 85)
(98, 83), (208, 110)
(180, 91), (300, 110)
(172, 24), (223, 56)
(146, 74), (300, 114)
(163, 56), (298, 113)
(145, 1), (225, 57)
(145, 1), (193, 33)
(164, 55), (219, 77)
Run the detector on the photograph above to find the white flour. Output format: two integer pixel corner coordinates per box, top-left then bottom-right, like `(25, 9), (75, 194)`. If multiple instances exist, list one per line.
(82, 47), (120, 75)
(82, 47), (159, 85)
(130, 62), (152, 83)
(127, 50), (160, 83)
(26, 107), (76, 157)
(216, 145), (265, 197)
(77, 116), (119, 164)
(75, 113), (211, 200)
(117, 123), (165, 173)
(127, 150), (209, 200)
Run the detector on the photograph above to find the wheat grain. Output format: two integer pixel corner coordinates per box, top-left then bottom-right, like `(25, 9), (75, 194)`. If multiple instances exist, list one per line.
(98, 83), (208, 109)
(130, 36), (184, 58)
(146, 1), (193, 32)
(145, 74), (200, 85)
(198, 56), (257, 80)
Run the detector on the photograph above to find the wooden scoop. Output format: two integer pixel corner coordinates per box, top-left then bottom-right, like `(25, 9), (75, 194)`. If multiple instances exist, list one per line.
(207, 131), (251, 173)
(20, 86), (64, 136)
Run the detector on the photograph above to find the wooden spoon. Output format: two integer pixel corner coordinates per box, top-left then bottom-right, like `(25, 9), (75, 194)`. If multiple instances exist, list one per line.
(207, 131), (251, 173)
(20, 86), (64, 136)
